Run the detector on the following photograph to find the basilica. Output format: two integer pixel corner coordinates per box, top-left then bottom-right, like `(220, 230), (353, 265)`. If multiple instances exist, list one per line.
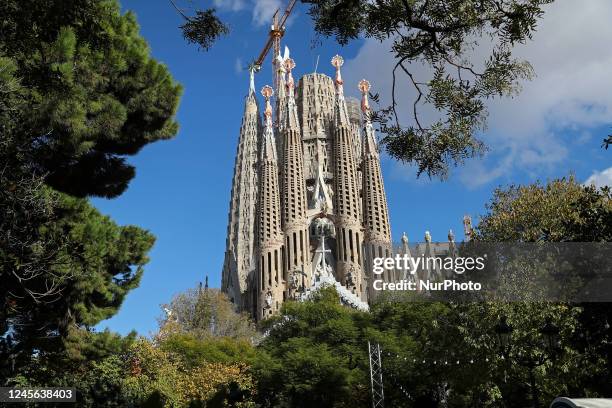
(221, 50), (393, 320)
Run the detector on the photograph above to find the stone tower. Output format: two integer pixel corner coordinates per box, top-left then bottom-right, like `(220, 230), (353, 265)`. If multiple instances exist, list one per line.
(221, 72), (259, 311)
(359, 79), (393, 293)
(281, 58), (312, 290)
(221, 52), (393, 320)
(330, 55), (366, 298)
(256, 85), (284, 320)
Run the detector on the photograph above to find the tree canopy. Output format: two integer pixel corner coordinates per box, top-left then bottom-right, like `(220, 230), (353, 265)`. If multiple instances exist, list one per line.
(159, 287), (258, 342)
(476, 177), (612, 242)
(0, 190), (155, 380)
(1, 0), (180, 381)
(1, 0), (182, 198)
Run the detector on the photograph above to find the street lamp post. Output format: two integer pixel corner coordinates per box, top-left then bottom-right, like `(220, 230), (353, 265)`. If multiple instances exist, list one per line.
(493, 315), (560, 408)
(541, 316), (560, 355)
(494, 315), (513, 356)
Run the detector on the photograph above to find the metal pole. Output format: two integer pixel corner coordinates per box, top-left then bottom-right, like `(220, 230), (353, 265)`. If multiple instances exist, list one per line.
(377, 343), (385, 406)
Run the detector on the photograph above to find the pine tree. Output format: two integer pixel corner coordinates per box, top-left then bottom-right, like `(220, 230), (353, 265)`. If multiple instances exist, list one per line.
(0, 0), (181, 381)
(0, 0), (182, 198)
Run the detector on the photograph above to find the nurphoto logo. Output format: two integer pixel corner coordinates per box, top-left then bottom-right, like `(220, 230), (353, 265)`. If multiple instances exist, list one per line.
(371, 253), (486, 292)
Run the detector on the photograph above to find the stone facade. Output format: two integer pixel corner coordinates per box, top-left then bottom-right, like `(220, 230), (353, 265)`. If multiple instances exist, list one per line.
(222, 54), (393, 320)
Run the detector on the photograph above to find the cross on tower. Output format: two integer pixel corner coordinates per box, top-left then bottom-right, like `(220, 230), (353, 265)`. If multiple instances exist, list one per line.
(314, 233), (332, 280)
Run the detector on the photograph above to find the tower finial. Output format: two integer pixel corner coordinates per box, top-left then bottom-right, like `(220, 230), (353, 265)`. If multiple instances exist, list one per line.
(448, 229), (455, 243)
(275, 47), (290, 94)
(261, 85), (274, 125)
(331, 55), (350, 125)
(463, 215), (473, 241)
(360, 78), (378, 153)
(425, 230), (432, 243)
(249, 67), (256, 95)
(358, 79), (371, 115)
(331, 55), (344, 95)
(285, 57), (296, 97)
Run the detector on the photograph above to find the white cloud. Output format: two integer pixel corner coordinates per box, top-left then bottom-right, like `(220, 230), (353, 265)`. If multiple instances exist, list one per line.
(252, 0), (283, 26)
(235, 57), (244, 74)
(213, 0), (247, 12)
(342, 0), (612, 187)
(212, 0), (283, 26)
(584, 167), (612, 189)
(486, 0), (612, 137)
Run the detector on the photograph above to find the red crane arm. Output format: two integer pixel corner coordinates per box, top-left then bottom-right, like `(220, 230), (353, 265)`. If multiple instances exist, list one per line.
(253, 0), (297, 70)
(279, 0), (297, 28)
(255, 37), (275, 68)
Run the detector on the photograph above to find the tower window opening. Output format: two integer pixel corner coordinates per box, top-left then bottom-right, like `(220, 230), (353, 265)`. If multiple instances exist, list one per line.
(293, 232), (298, 266)
(268, 252), (272, 286)
(349, 229), (354, 262)
(300, 230), (304, 262)
(275, 249), (279, 283)
(261, 256), (265, 291)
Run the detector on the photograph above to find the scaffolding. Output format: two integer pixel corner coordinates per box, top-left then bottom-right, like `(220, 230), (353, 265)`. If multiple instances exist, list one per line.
(368, 341), (385, 408)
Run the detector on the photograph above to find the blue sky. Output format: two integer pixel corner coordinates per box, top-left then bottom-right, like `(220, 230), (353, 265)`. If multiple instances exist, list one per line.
(96, 0), (612, 336)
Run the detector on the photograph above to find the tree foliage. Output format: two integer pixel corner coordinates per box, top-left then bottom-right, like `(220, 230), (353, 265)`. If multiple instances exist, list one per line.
(1, 0), (179, 382)
(0, 0), (182, 198)
(303, 0), (551, 178)
(603, 134), (612, 150)
(254, 287), (370, 408)
(2, 75), (155, 374)
(159, 288), (258, 342)
(476, 176), (611, 242)
(255, 288), (610, 407)
(15, 334), (257, 408)
(0, 190), (155, 381)
(9, 330), (137, 407)
(123, 339), (256, 407)
(474, 177), (612, 398)
(178, 7), (230, 51)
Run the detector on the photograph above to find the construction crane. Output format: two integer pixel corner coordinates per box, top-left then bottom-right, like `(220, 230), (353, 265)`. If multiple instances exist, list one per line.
(251, 0), (297, 91)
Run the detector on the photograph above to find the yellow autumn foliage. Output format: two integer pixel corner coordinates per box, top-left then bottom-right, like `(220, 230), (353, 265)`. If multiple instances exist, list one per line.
(177, 362), (255, 407)
(123, 339), (255, 407)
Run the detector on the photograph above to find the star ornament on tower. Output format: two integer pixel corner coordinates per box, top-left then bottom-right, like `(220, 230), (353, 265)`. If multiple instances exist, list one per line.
(331, 54), (344, 69)
(284, 58), (296, 91)
(358, 79), (371, 113)
(331, 55), (344, 86)
(261, 85), (274, 100)
(284, 57), (296, 73)
(358, 79), (370, 94)
(261, 85), (274, 119)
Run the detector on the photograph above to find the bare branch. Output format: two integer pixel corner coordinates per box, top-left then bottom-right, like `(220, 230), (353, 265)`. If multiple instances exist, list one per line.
(398, 61), (425, 131)
(168, 0), (191, 21)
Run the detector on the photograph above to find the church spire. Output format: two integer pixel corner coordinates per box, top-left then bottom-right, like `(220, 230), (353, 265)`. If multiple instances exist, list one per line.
(256, 85), (284, 321)
(223, 47), (397, 319)
(221, 70), (261, 310)
(275, 47), (289, 131)
(331, 54), (365, 298)
(359, 78), (393, 291)
(332, 54), (345, 96)
(359, 79), (378, 157)
(261, 85), (277, 161)
(280, 57), (311, 287)
(249, 67), (256, 95)
(284, 57), (300, 129)
(463, 215), (473, 241)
